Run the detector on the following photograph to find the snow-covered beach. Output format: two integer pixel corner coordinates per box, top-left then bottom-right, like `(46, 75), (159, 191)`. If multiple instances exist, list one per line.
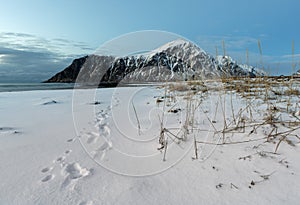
(1, 79), (300, 205)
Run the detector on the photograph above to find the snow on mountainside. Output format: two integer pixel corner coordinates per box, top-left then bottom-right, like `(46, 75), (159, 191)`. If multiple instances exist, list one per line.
(45, 39), (264, 85)
(216, 55), (266, 78)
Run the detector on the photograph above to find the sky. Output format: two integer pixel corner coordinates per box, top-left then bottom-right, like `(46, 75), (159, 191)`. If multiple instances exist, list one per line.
(0, 0), (300, 82)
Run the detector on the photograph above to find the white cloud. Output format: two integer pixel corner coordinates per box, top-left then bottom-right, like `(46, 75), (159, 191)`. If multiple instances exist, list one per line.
(0, 32), (96, 82)
(281, 53), (300, 60)
(0, 32), (95, 57)
(195, 35), (258, 53)
(0, 54), (7, 64)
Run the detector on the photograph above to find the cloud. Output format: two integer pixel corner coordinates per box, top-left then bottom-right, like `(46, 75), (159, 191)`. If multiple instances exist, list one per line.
(0, 32), (95, 82)
(0, 46), (73, 82)
(196, 35), (258, 53)
(0, 32), (95, 56)
(280, 53), (300, 61)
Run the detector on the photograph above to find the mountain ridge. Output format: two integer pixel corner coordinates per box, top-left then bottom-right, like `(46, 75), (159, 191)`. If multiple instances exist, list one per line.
(45, 39), (264, 85)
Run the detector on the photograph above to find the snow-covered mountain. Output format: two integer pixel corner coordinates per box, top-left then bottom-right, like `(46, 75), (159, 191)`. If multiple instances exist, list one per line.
(45, 39), (264, 85)
(216, 55), (266, 78)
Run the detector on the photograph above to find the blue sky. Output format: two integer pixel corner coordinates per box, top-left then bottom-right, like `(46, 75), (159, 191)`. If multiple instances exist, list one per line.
(0, 0), (299, 82)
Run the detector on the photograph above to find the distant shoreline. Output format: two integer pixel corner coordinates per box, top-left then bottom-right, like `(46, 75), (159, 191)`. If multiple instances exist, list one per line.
(1, 75), (299, 93)
(0, 83), (75, 93)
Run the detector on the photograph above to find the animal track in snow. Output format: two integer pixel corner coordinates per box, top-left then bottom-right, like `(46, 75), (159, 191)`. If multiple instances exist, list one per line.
(41, 167), (53, 173)
(64, 162), (90, 179)
(90, 108), (112, 160)
(56, 156), (66, 163)
(91, 141), (112, 160)
(112, 97), (120, 107)
(65, 150), (72, 154)
(41, 174), (54, 182)
(61, 162), (91, 189)
(67, 138), (76, 142)
(86, 132), (100, 144)
(97, 124), (110, 136)
(41, 145), (73, 183)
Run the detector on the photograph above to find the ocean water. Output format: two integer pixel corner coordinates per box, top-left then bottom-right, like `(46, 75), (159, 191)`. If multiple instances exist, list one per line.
(0, 83), (75, 92)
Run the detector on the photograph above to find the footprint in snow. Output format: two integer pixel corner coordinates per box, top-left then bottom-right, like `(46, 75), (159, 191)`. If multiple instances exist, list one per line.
(67, 138), (76, 142)
(41, 167), (53, 173)
(95, 113), (109, 124)
(56, 156), (66, 162)
(64, 162), (90, 179)
(112, 97), (120, 107)
(98, 124), (110, 136)
(40, 147), (74, 184)
(92, 141), (112, 160)
(61, 162), (91, 189)
(86, 132), (100, 144)
(41, 174), (55, 182)
(65, 150), (72, 155)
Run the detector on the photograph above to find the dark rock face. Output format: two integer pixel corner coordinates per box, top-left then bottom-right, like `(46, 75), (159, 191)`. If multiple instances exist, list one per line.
(44, 56), (88, 83)
(45, 39), (264, 85)
(99, 51), (198, 84)
(216, 56), (265, 78)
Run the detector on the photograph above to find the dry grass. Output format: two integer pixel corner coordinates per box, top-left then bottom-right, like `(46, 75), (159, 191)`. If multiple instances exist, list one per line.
(156, 76), (300, 160)
(284, 88), (300, 96)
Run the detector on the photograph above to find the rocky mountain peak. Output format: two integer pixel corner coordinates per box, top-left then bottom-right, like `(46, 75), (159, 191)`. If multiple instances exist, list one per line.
(45, 39), (264, 85)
